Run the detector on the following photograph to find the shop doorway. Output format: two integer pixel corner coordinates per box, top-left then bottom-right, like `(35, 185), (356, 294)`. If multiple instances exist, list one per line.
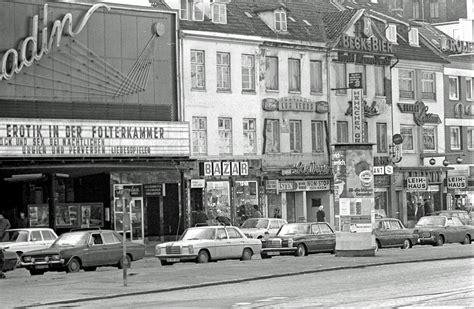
(145, 196), (161, 237)
(190, 188), (205, 227)
(286, 192), (296, 223)
(163, 183), (181, 240)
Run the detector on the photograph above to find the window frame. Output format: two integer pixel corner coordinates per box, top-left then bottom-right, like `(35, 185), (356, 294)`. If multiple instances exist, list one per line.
(288, 58), (301, 93)
(191, 50), (205, 90)
(409, 28), (419, 46)
(241, 54), (255, 92)
(413, 0), (421, 19)
(265, 56), (279, 91)
(450, 127), (461, 150)
(421, 71), (436, 100)
(218, 117), (232, 155)
(311, 120), (324, 153)
(310, 60), (323, 94)
(467, 127), (474, 150)
(193, 0), (204, 21)
(212, 3), (227, 24)
(422, 126), (437, 152)
(337, 121), (349, 143)
(180, 0), (189, 20)
(449, 76), (459, 100)
(242, 118), (257, 155)
(216, 52), (231, 91)
(376, 122), (388, 153)
(401, 125), (416, 153)
(375, 65), (385, 96)
(335, 63), (347, 95)
(386, 24), (397, 43)
(430, 0), (439, 18)
(399, 69), (415, 99)
(289, 120), (302, 153)
(265, 119), (280, 153)
(466, 77), (473, 101)
(274, 10), (287, 32)
(192, 116), (207, 155)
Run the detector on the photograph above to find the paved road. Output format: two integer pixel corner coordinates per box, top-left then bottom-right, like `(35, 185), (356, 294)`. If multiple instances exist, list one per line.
(1, 244), (473, 308)
(62, 259), (474, 308)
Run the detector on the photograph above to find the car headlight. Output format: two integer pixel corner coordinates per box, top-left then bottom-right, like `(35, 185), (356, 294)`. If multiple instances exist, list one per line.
(52, 255), (61, 260)
(44, 256), (50, 262)
(288, 238), (294, 247)
(23, 256), (31, 262)
(31, 257), (35, 263)
(183, 245), (194, 254)
(155, 246), (161, 255)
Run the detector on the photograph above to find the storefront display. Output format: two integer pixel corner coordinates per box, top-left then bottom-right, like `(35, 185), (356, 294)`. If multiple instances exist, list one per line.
(206, 181), (231, 223)
(28, 204), (49, 227)
(235, 181), (259, 225)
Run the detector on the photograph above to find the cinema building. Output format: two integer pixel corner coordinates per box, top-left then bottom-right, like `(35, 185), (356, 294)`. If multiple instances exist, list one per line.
(0, 0), (191, 242)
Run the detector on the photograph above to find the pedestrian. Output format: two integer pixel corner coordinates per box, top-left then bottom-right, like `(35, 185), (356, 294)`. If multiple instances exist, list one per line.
(252, 205), (262, 218)
(415, 202), (424, 221)
(0, 214), (11, 241)
(273, 208), (281, 218)
(316, 205), (326, 222)
(423, 199), (432, 216)
(15, 212), (28, 228)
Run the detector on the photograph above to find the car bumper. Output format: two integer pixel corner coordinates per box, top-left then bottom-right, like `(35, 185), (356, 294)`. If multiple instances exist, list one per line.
(418, 237), (436, 245)
(155, 254), (198, 262)
(21, 259), (65, 270)
(261, 248), (296, 255)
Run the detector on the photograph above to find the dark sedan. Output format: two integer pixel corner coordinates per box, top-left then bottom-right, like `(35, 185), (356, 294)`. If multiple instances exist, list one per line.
(374, 218), (418, 251)
(260, 222), (335, 258)
(414, 216), (473, 246)
(1, 248), (19, 273)
(20, 230), (145, 275)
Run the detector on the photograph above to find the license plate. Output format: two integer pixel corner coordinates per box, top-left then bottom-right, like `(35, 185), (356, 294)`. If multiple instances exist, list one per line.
(267, 251), (280, 256)
(166, 258), (180, 262)
(35, 265), (49, 269)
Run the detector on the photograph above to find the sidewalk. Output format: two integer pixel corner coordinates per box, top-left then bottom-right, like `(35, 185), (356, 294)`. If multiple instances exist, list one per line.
(2, 244), (473, 308)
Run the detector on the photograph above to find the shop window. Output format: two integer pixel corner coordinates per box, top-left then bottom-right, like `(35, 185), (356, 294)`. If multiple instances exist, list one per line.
(288, 59), (301, 92)
(265, 56), (279, 91)
(206, 181), (231, 224)
(466, 77), (473, 101)
(421, 72), (436, 100)
(376, 123), (388, 153)
(310, 60), (322, 93)
(468, 128), (474, 150)
(192, 117), (207, 155)
(449, 76), (459, 100)
(28, 204), (49, 227)
(335, 63), (347, 95)
(191, 50), (205, 89)
(241, 54), (255, 92)
(216, 52), (231, 91)
(311, 121), (324, 153)
(218, 117), (232, 155)
(450, 127), (461, 150)
(401, 125), (415, 152)
(212, 3), (227, 24)
(289, 120), (302, 153)
(399, 69), (415, 99)
(243, 118), (256, 154)
(264, 119), (280, 153)
(235, 181), (258, 225)
(375, 66), (385, 96)
(422, 126), (437, 152)
(337, 121), (349, 143)
(274, 10), (287, 31)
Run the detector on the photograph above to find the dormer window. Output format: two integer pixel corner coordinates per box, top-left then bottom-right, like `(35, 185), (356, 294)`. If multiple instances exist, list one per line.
(212, 3), (227, 24)
(409, 28), (419, 46)
(180, 0), (205, 21)
(386, 24), (397, 43)
(193, 0), (204, 21)
(275, 10), (287, 32)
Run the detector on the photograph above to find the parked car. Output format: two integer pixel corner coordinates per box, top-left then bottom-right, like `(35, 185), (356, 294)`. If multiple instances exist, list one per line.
(433, 210), (472, 226)
(414, 216), (473, 246)
(240, 218), (287, 239)
(20, 229), (145, 275)
(1, 248), (19, 273)
(155, 226), (262, 266)
(0, 228), (58, 256)
(260, 222), (336, 259)
(374, 218), (418, 251)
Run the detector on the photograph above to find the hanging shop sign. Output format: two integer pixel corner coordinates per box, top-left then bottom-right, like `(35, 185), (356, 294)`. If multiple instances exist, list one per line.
(262, 97), (328, 113)
(335, 52), (391, 66)
(397, 101), (441, 126)
(0, 3), (110, 81)
(0, 118), (190, 157)
(352, 88), (364, 143)
(349, 73), (363, 89)
(341, 35), (394, 54)
(203, 161), (249, 176)
(278, 180), (330, 192)
(191, 179), (206, 189)
(406, 177), (428, 191)
(345, 97), (388, 118)
(373, 166), (393, 175)
(280, 161), (331, 176)
(447, 176), (467, 189)
(440, 37), (474, 54)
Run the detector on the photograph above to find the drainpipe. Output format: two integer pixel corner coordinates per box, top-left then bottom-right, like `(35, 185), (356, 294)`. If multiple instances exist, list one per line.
(325, 47), (334, 227)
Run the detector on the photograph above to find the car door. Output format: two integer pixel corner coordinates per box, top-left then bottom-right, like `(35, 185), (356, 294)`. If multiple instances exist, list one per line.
(309, 224), (322, 252)
(102, 231), (122, 265)
(40, 230), (56, 249)
(84, 233), (107, 267)
(227, 227), (246, 257)
(388, 220), (404, 247)
(318, 223), (336, 251)
(214, 228), (231, 259)
(29, 230), (46, 252)
(377, 220), (391, 247)
(449, 217), (466, 242)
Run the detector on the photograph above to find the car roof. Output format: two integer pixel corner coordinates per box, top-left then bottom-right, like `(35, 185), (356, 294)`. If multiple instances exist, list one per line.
(376, 218), (400, 221)
(6, 228), (54, 232)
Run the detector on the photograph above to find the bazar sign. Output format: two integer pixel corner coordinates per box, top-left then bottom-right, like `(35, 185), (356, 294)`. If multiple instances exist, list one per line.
(203, 161), (248, 176)
(0, 4), (110, 81)
(0, 118), (190, 157)
(447, 176), (466, 189)
(406, 177), (427, 191)
(278, 180), (330, 192)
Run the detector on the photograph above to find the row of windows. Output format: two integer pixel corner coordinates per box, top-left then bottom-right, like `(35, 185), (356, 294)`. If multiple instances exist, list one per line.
(398, 69), (436, 100)
(448, 76), (474, 101)
(336, 121), (388, 153)
(449, 127), (474, 151)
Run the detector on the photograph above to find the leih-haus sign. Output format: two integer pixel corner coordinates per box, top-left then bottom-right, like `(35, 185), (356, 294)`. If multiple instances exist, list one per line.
(406, 177), (427, 191)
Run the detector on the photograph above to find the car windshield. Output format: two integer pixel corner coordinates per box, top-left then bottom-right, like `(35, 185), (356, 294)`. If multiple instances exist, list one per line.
(52, 233), (89, 247)
(241, 219), (269, 229)
(278, 224), (310, 236)
(180, 228), (216, 240)
(416, 216), (446, 227)
(0, 230), (29, 242)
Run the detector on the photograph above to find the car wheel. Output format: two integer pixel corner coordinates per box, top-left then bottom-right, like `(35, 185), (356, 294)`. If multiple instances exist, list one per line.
(434, 235), (444, 246)
(241, 248), (253, 261)
(462, 235), (471, 245)
(66, 257), (81, 273)
(260, 253), (272, 259)
(294, 244), (306, 257)
(29, 269), (45, 276)
(196, 250), (210, 263)
(401, 239), (411, 250)
(118, 255), (131, 269)
(160, 260), (173, 266)
(83, 266), (97, 272)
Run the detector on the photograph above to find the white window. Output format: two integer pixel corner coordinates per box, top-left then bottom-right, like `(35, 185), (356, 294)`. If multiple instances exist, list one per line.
(180, 0), (189, 20)
(265, 119), (280, 153)
(310, 60), (322, 93)
(450, 127), (461, 150)
(423, 126), (437, 152)
(337, 121), (349, 143)
(376, 123), (388, 153)
(191, 50), (205, 89)
(218, 118), (232, 155)
(335, 63), (346, 95)
(430, 0), (439, 18)
(311, 121), (324, 153)
(289, 120), (302, 153)
(401, 125), (415, 152)
(409, 28), (419, 46)
(449, 76), (459, 100)
(192, 117), (207, 155)
(421, 72), (436, 100)
(375, 66), (385, 96)
(216, 52), (231, 91)
(265, 56), (279, 91)
(466, 77), (473, 101)
(275, 10), (287, 31)
(468, 127), (474, 150)
(193, 0), (204, 21)
(399, 69), (415, 99)
(241, 54), (255, 91)
(288, 59), (301, 92)
(386, 24), (397, 43)
(212, 3), (227, 24)
(243, 118), (256, 154)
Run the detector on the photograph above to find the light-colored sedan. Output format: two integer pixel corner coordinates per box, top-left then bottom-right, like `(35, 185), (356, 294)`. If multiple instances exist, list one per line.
(0, 228), (58, 256)
(240, 218), (287, 239)
(155, 226), (262, 266)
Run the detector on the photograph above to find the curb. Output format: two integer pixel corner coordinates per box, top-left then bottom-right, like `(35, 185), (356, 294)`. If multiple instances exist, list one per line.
(25, 255), (474, 308)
